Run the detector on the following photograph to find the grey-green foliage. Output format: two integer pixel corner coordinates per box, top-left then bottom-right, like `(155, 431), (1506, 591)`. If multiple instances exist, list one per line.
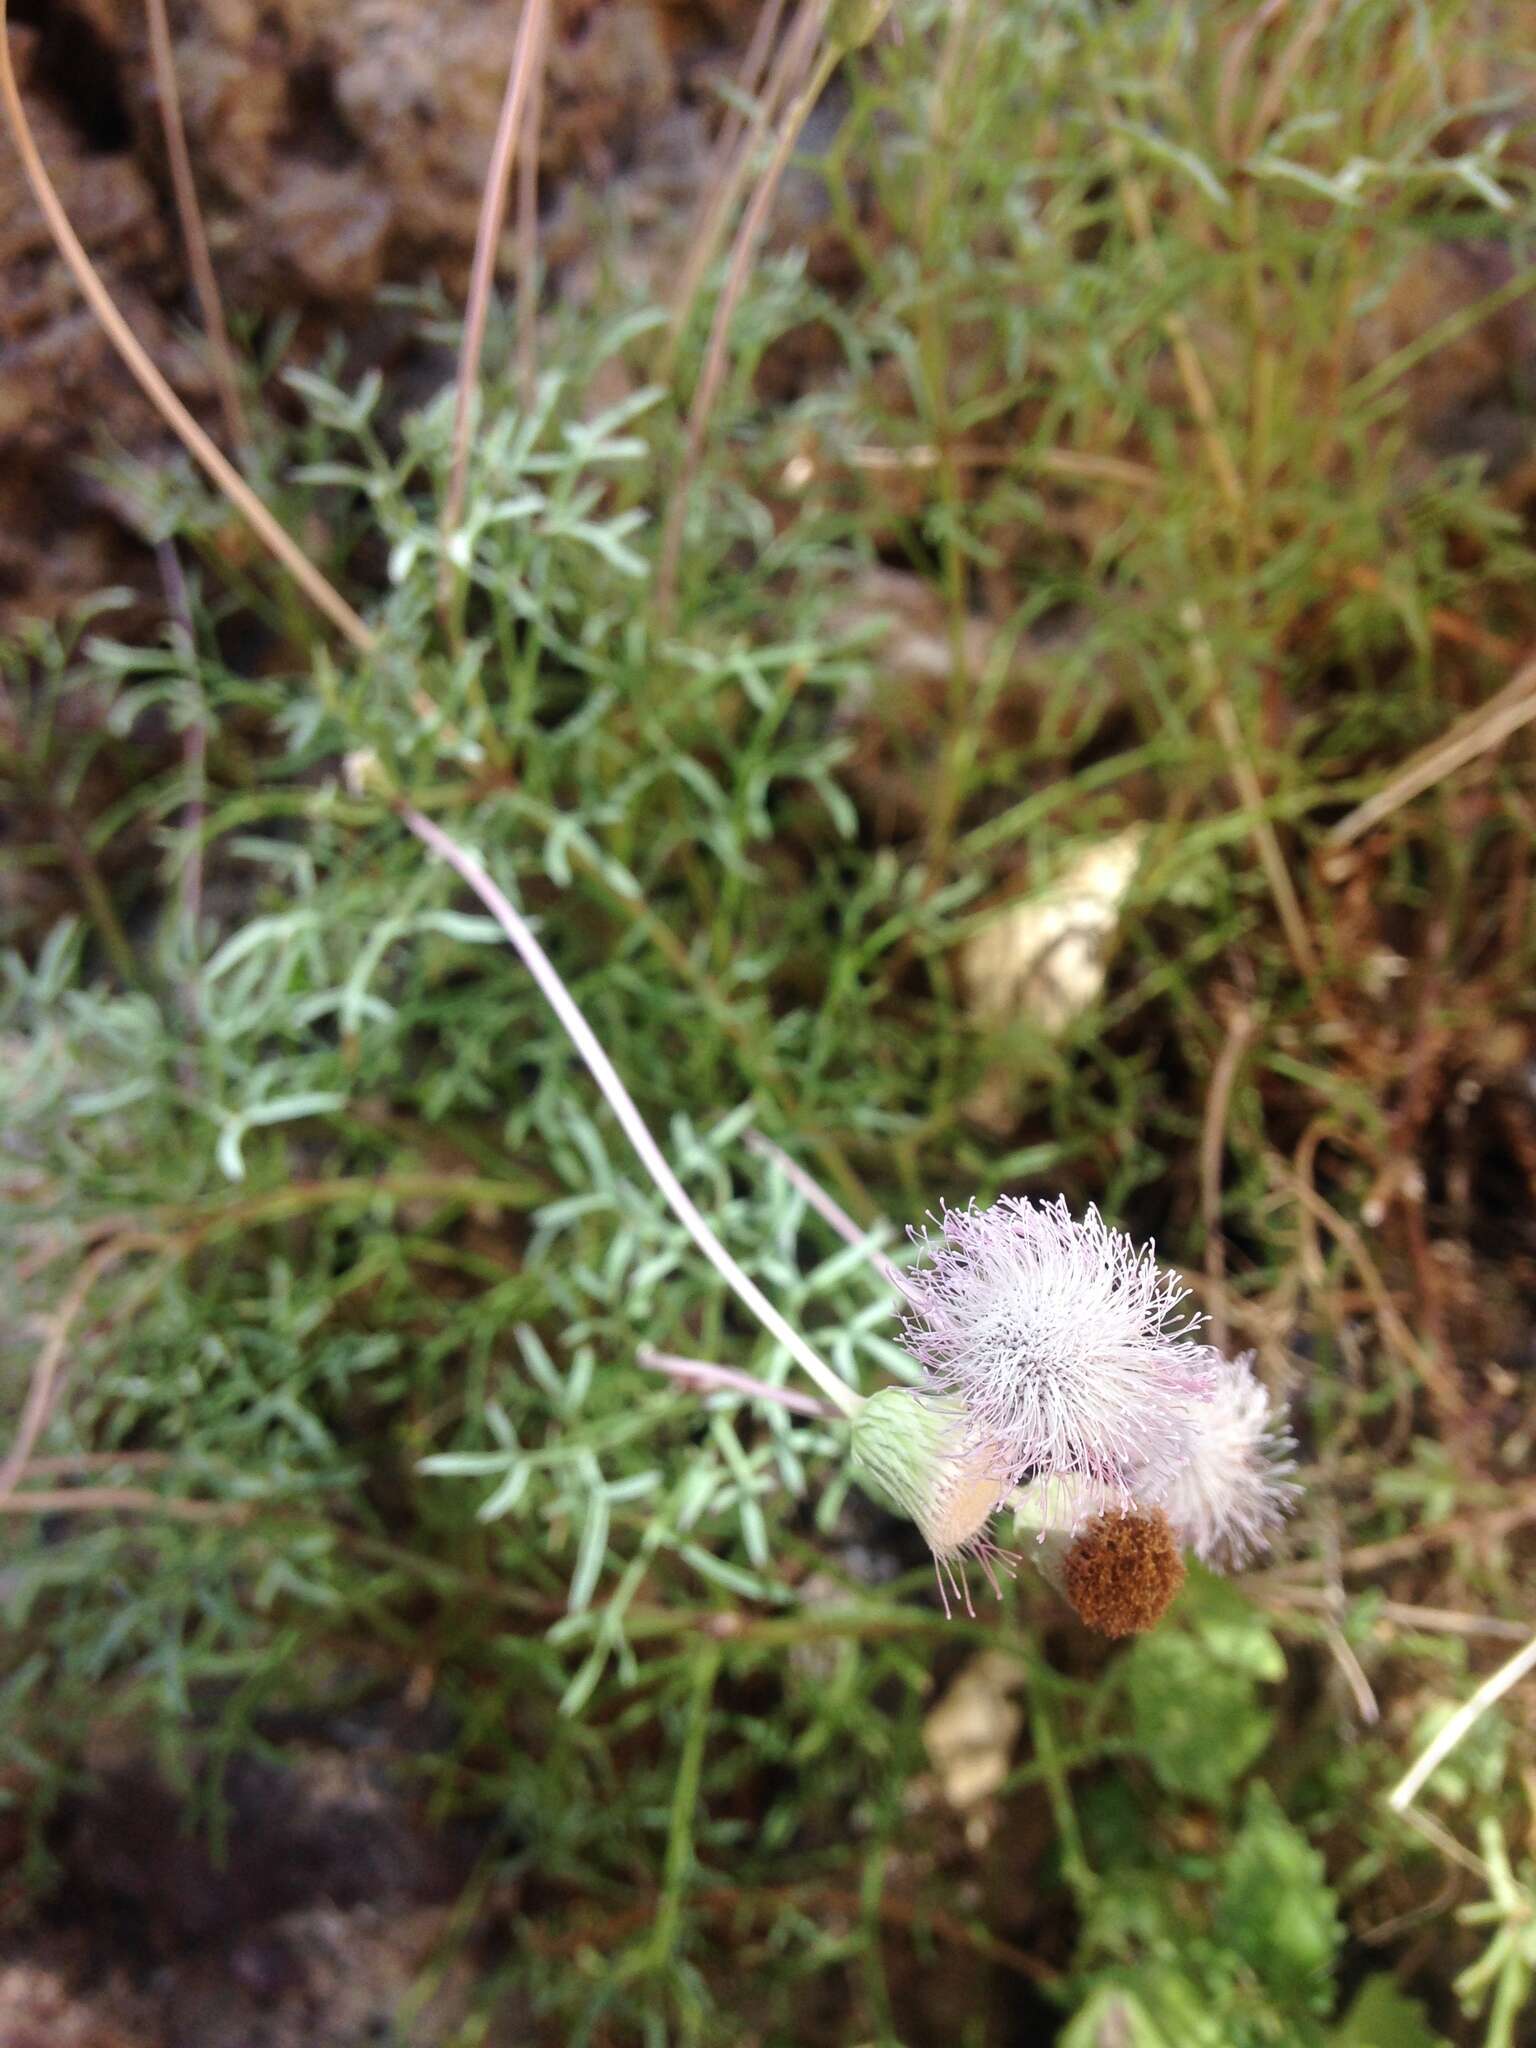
(4, 0), (1536, 2040)
(1124, 1580), (1283, 1802)
(5, 347), (900, 1674)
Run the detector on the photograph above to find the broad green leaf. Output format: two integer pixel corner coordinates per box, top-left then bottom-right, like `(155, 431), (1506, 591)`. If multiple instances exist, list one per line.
(1217, 1784), (1343, 2009)
(1328, 1974), (1448, 2048)
(1126, 1629), (1275, 1802)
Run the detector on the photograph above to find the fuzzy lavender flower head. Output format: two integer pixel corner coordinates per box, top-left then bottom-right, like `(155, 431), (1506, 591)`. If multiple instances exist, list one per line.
(900, 1196), (1219, 1501)
(1159, 1352), (1298, 1567)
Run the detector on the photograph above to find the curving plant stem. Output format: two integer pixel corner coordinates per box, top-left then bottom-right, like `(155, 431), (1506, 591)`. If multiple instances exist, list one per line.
(1389, 1627), (1536, 1818)
(143, 0), (248, 450)
(513, 0), (549, 410)
(155, 539), (207, 963)
(744, 1128), (911, 1298)
(440, 0), (551, 573)
(1326, 643), (1536, 850)
(0, 0), (372, 650)
(400, 804), (862, 1420)
(0, 1235), (159, 1500)
(654, 19), (841, 633)
(701, 0), (792, 187)
(638, 1346), (834, 1419)
(659, 0), (809, 383)
(0, 1486), (245, 1522)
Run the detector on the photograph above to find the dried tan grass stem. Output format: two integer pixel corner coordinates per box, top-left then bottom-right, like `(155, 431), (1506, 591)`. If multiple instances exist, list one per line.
(441, 0), (551, 563)
(1240, 0), (1345, 160)
(1200, 1002), (1257, 1352)
(1327, 645), (1536, 849)
(1214, 0), (1290, 162)
(660, 0), (809, 380)
(514, 0), (550, 409)
(710, 0), (792, 170)
(1183, 603), (1320, 985)
(654, 15), (839, 633)
(0, 1486), (245, 1522)
(1389, 1629), (1536, 1814)
(143, 0), (247, 449)
(0, 1235), (158, 1500)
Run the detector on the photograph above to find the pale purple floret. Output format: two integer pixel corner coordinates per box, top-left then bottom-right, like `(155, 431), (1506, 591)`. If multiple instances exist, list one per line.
(1160, 1352), (1299, 1567)
(900, 1196), (1219, 1501)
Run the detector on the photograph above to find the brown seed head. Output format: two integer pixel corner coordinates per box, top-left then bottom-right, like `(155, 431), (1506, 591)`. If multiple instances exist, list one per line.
(1061, 1509), (1185, 1638)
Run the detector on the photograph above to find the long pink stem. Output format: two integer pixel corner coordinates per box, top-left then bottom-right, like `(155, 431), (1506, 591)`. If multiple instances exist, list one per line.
(513, 0), (549, 410)
(744, 1129), (912, 1297)
(400, 806), (861, 1418)
(638, 1346), (833, 1419)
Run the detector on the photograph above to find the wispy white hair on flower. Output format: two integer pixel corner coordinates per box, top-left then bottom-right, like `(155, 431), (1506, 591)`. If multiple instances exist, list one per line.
(1160, 1352), (1298, 1567)
(900, 1196), (1219, 1502)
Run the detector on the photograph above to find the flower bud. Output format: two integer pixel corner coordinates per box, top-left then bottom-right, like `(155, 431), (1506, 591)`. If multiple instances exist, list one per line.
(850, 1386), (1007, 1556)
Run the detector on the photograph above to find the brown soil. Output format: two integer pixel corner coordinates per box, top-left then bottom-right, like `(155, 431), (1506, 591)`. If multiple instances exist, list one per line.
(0, 1701), (518, 2047)
(0, 0), (751, 628)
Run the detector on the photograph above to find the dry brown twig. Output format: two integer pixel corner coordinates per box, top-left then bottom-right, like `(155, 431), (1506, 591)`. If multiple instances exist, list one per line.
(143, 0), (247, 450)
(513, 0), (550, 410)
(702, 0), (794, 192)
(1335, 1491), (1536, 1575)
(1327, 645), (1536, 850)
(440, 0), (552, 578)
(1239, 0), (1345, 160)
(1214, 0), (1292, 162)
(18, 1451), (175, 1477)
(1100, 105), (1246, 517)
(528, 1878), (1057, 1986)
(1271, 1145), (1469, 1430)
(1249, 1481), (1536, 1587)
(654, 0), (839, 632)
(1258, 1584), (1533, 1644)
(1323, 1615), (1381, 1724)
(0, 0), (372, 651)
(1200, 1000), (1258, 1352)
(660, 0), (812, 380)
(0, 1486), (245, 1523)
(1341, 564), (1519, 667)
(0, 1234), (163, 1500)
(1183, 603), (1322, 986)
